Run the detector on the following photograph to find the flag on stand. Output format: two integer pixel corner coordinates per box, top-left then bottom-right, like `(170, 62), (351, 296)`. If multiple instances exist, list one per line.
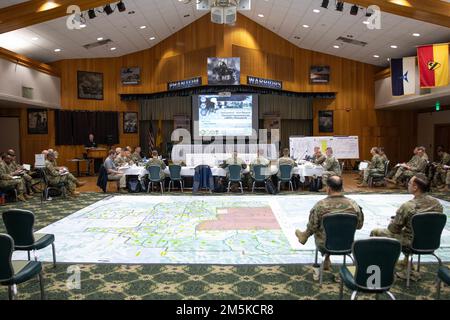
(390, 57), (416, 96)
(156, 119), (163, 149)
(147, 120), (155, 152)
(417, 43), (449, 88)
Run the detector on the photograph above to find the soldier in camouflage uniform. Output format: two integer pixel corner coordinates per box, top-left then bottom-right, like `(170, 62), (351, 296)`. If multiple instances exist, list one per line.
(131, 146), (143, 164)
(379, 147), (389, 163)
(311, 147), (326, 165)
(358, 147), (385, 187)
(250, 149), (270, 179)
(440, 169), (450, 192)
(371, 174), (443, 247)
(386, 147), (427, 185)
(6, 149), (34, 195)
(145, 150), (166, 180)
(0, 153), (28, 201)
(320, 147), (341, 190)
(45, 151), (85, 196)
(279, 148), (296, 167)
(295, 175), (364, 270)
(431, 146), (450, 187)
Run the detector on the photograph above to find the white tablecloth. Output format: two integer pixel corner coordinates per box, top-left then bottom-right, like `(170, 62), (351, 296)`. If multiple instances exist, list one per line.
(120, 164), (323, 180)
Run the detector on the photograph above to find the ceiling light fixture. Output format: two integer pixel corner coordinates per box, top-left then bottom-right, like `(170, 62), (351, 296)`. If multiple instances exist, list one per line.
(104, 4), (113, 15)
(54, 48), (61, 52)
(302, 24), (309, 28)
(373, 54), (380, 58)
(110, 47), (117, 51)
(140, 25), (146, 29)
(313, 9), (320, 13)
(88, 9), (96, 19)
(333, 45), (340, 48)
(80, 24), (87, 28)
(258, 13), (264, 18)
(350, 4), (359, 15)
(31, 37), (39, 41)
(412, 33), (420, 37)
(149, 37), (156, 40)
(97, 37), (104, 41)
(390, 45), (398, 48)
(117, 1), (126, 12)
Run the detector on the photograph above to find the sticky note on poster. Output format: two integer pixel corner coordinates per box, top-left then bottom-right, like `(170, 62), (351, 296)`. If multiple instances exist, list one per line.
(321, 140), (328, 152)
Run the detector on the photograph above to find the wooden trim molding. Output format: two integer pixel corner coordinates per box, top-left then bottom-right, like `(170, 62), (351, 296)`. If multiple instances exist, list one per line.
(0, 47), (60, 76)
(352, 0), (450, 28)
(375, 67), (390, 81)
(0, 0), (117, 34)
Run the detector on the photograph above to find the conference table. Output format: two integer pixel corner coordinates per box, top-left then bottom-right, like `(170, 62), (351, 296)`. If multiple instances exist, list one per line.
(120, 162), (324, 182)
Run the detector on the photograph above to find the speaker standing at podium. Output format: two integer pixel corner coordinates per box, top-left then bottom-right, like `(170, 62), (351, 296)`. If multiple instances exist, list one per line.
(84, 133), (101, 174)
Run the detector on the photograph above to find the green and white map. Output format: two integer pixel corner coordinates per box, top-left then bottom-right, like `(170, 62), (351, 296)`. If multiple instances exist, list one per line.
(20, 195), (450, 264)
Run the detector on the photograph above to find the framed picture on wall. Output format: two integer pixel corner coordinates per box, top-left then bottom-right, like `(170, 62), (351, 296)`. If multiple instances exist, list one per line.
(318, 110), (333, 133)
(121, 67), (141, 85)
(77, 71), (104, 100)
(207, 57), (240, 85)
(310, 66), (330, 84)
(27, 109), (48, 134)
(123, 112), (138, 134)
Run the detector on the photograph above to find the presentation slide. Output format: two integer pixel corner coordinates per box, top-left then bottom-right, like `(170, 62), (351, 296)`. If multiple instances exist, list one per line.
(193, 94), (258, 139)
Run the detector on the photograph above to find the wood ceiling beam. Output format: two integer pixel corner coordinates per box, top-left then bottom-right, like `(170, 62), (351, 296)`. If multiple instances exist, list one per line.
(0, 47), (59, 76)
(0, 0), (118, 34)
(350, 0), (450, 28)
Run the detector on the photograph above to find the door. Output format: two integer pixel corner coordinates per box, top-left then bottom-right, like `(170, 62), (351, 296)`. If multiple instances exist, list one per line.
(434, 124), (450, 159)
(0, 117), (21, 163)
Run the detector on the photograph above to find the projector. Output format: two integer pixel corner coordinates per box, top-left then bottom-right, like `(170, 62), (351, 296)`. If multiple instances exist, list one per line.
(196, 0), (251, 24)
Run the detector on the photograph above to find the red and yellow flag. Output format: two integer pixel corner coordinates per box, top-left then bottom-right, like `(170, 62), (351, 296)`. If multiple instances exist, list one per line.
(417, 43), (449, 88)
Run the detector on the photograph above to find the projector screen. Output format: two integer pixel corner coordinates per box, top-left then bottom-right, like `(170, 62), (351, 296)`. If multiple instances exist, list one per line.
(193, 94), (258, 139)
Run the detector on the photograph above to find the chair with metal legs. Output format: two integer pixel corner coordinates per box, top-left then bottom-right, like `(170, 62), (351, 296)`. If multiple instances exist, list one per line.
(168, 164), (184, 193)
(436, 266), (450, 300)
(402, 213), (446, 288)
(2, 209), (57, 268)
(339, 238), (400, 300)
(251, 164), (268, 193)
(314, 213), (358, 286)
(227, 164), (244, 194)
(278, 164), (294, 192)
(147, 165), (164, 194)
(0, 234), (45, 300)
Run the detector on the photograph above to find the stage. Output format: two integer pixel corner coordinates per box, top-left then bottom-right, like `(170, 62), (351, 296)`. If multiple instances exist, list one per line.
(17, 194), (450, 265)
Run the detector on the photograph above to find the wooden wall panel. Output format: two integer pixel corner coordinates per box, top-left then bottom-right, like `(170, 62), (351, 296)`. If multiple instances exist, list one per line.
(156, 55), (183, 84)
(232, 45), (266, 79)
(266, 53), (294, 82)
(184, 46), (216, 79)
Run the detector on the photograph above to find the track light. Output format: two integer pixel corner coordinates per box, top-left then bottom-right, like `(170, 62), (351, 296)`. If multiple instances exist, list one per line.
(117, 1), (126, 12)
(104, 4), (113, 15)
(88, 9), (96, 19)
(336, 1), (344, 12)
(321, 0), (329, 8)
(350, 4), (358, 15)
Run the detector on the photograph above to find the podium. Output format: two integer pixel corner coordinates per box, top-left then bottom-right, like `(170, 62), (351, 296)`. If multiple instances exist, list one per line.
(85, 148), (108, 174)
(86, 148), (108, 159)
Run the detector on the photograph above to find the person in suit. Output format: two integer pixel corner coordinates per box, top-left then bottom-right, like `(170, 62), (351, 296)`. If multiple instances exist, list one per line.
(84, 133), (97, 148)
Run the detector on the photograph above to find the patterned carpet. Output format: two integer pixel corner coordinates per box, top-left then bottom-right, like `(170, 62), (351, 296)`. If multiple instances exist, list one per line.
(0, 191), (449, 300)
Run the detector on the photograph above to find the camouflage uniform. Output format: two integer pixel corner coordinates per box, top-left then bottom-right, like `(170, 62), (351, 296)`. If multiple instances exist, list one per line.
(432, 152), (450, 186)
(305, 195), (364, 252)
(321, 156), (342, 187)
(250, 156), (270, 179)
(370, 194), (443, 248)
(44, 160), (76, 192)
(7, 160), (33, 191)
(145, 158), (166, 179)
(312, 153), (326, 165)
(380, 154), (389, 163)
(362, 154), (385, 183)
(0, 160), (25, 194)
(114, 155), (128, 167)
(392, 155), (427, 183)
(131, 152), (142, 164)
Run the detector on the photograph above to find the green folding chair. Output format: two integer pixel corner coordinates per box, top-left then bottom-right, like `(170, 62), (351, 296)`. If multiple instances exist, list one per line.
(227, 164), (243, 193)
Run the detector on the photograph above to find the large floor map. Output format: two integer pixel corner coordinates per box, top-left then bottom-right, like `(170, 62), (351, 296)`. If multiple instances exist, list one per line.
(18, 195), (450, 264)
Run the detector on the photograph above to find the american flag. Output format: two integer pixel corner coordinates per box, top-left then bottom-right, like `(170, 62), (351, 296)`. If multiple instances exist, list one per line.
(147, 120), (155, 152)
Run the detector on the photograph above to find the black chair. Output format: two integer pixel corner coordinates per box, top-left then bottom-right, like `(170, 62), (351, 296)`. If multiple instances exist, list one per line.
(2, 209), (56, 268)
(339, 238), (401, 300)
(368, 160), (390, 187)
(0, 234), (45, 300)
(315, 213), (358, 285)
(0, 186), (18, 202)
(38, 168), (67, 202)
(403, 212), (447, 287)
(436, 266), (450, 300)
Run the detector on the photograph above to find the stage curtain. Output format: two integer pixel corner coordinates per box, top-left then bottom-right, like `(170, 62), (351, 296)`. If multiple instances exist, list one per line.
(140, 96), (191, 120)
(55, 110), (119, 145)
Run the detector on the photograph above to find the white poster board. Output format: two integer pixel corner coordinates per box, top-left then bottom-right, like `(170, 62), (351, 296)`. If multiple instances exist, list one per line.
(289, 136), (359, 160)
